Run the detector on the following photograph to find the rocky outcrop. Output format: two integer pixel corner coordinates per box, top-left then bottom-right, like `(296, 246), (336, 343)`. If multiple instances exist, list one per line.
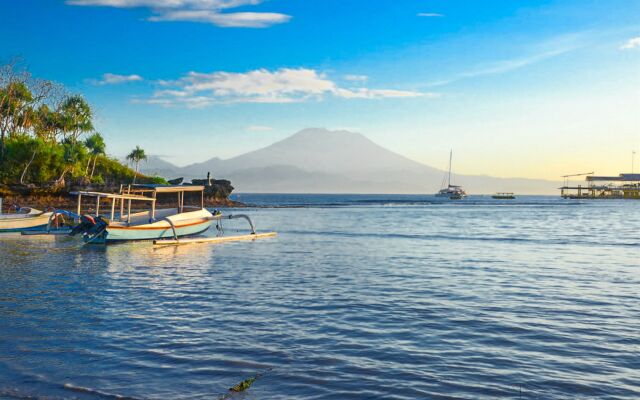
(189, 178), (234, 200)
(0, 178), (242, 210)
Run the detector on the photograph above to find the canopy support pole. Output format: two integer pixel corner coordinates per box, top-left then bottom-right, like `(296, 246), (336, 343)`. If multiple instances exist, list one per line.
(127, 199), (131, 224)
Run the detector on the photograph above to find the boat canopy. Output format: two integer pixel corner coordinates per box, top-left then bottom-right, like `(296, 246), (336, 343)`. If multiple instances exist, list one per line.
(128, 184), (205, 193)
(70, 191), (155, 202)
(71, 185), (206, 223)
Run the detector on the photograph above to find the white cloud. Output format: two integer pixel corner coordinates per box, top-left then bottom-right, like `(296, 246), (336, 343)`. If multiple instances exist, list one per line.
(66, 0), (291, 28)
(247, 125), (273, 132)
(417, 13), (443, 17)
(148, 68), (429, 107)
(93, 73), (143, 85)
(148, 10), (290, 27)
(620, 37), (640, 50)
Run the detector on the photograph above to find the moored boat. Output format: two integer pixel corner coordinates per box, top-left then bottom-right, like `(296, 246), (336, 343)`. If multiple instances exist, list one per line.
(436, 185), (467, 200)
(435, 150), (467, 200)
(0, 201), (55, 233)
(70, 185), (214, 244)
(492, 192), (516, 200)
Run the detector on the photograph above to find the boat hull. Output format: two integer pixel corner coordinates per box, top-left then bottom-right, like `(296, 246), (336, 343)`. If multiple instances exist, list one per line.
(0, 211), (53, 233)
(435, 193), (467, 200)
(86, 209), (214, 243)
(435, 186), (467, 200)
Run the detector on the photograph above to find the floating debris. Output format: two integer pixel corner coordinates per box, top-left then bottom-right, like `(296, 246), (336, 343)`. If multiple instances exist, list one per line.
(218, 368), (272, 399)
(229, 376), (257, 393)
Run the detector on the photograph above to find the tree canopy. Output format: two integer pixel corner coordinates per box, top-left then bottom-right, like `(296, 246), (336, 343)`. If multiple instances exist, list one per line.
(0, 60), (164, 188)
(126, 145), (147, 184)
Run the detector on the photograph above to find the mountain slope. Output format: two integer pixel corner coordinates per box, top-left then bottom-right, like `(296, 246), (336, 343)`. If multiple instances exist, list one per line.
(141, 128), (560, 194)
(179, 128), (441, 177)
(141, 155), (186, 178)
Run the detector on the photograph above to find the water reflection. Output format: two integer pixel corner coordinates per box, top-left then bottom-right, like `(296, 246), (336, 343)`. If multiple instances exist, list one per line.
(1, 197), (639, 399)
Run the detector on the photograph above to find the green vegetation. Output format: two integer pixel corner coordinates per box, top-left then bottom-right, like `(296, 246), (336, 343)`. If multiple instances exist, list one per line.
(126, 145), (147, 184)
(0, 60), (165, 189)
(229, 376), (257, 392)
(215, 368), (272, 399)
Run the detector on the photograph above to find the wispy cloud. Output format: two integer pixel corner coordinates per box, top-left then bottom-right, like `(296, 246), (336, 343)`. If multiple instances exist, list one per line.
(147, 68), (429, 107)
(417, 12), (443, 17)
(344, 74), (368, 82)
(426, 32), (588, 87)
(247, 125), (273, 132)
(148, 10), (290, 27)
(92, 73), (143, 85)
(66, 0), (291, 28)
(620, 37), (640, 50)
(459, 48), (571, 79)
(333, 88), (430, 99)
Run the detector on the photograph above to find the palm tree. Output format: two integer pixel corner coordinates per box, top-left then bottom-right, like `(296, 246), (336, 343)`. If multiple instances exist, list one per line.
(0, 81), (33, 159)
(84, 132), (106, 180)
(33, 104), (57, 142)
(126, 145), (147, 184)
(55, 139), (82, 187)
(59, 95), (93, 144)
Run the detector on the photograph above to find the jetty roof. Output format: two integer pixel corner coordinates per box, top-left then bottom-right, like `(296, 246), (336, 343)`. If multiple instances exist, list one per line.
(586, 174), (640, 182)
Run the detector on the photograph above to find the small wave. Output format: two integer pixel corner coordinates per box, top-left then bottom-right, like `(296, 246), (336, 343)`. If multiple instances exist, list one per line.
(0, 387), (49, 400)
(281, 229), (639, 248)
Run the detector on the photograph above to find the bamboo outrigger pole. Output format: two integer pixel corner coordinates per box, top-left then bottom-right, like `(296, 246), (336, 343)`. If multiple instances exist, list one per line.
(153, 213), (276, 246)
(153, 232), (277, 246)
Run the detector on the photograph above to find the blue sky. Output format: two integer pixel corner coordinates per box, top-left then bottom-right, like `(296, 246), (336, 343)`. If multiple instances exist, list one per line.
(1, 0), (639, 179)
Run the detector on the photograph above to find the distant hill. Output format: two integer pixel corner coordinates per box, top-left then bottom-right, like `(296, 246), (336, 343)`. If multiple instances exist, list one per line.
(141, 155), (185, 178)
(141, 128), (560, 194)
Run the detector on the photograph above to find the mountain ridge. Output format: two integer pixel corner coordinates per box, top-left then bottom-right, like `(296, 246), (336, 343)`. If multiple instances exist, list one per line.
(141, 128), (560, 194)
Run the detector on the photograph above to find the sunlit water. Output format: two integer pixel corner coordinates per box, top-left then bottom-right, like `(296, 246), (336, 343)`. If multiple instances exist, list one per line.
(1, 195), (639, 399)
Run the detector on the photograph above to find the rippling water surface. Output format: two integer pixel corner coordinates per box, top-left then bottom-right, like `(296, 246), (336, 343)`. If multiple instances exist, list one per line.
(1, 195), (639, 399)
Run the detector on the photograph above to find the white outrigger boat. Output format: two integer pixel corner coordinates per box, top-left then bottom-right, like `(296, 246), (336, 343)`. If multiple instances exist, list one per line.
(6, 185), (276, 246)
(69, 185), (216, 244)
(0, 198), (56, 233)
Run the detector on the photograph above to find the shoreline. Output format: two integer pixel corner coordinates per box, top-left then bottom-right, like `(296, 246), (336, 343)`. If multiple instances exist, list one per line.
(0, 192), (245, 211)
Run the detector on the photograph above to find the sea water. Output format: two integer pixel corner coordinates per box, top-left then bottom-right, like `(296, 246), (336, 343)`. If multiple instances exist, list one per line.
(0, 195), (638, 399)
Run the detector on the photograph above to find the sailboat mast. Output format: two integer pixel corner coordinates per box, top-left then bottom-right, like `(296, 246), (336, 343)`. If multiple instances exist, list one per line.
(448, 150), (452, 187)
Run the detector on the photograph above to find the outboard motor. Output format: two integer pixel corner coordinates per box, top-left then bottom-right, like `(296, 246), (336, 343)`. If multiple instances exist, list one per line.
(69, 215), (96, 236)
(69, 215), (108, 237)
(86, 216), (109, 236)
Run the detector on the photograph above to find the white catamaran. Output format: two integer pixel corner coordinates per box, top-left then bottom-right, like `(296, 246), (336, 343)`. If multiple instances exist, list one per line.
(435, 150), (467, 200)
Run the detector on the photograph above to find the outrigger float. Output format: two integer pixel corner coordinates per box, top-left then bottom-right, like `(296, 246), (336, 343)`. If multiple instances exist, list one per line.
(64, 184), (275, 245)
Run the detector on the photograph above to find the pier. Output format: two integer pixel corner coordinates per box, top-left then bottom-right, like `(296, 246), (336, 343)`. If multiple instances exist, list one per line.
(560, 173), (640, 199)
